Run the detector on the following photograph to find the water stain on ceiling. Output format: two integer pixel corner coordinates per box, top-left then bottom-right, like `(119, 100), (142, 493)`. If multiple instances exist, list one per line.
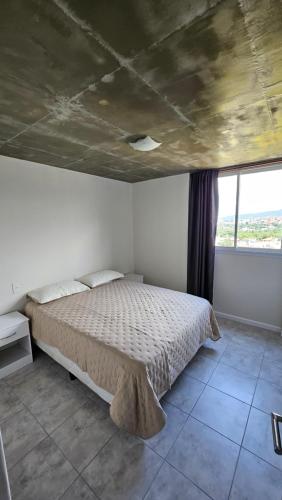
(0, 0), (282, 182)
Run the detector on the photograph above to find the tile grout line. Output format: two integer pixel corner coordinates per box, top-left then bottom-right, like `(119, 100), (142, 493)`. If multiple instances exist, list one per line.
(227, 336), (268, 499)
(163, 456), (214, 500)
(240, 445), (282, 474)
(33, 366), (115, 500)
(3, 355), (117, 495)
(58, 434), (118, 500)
(141, 457), (164, 500)
(148, 337), (226, 499)
(146, 383), (206, 462)
(78, 430), (120, 500)
(6, 409), (48, 472)
(3, 324), (281, 499)
(4, 368), (95, 498)
(142, 399), (192, 465)
(23, 402), (81, 475)
(8, 369), (90, 437)
(20, 401), (104, 500)
(0, 401), (25, 427)
(162, 334), (225, 418)
(189, 413), (248, 448)
(55, 404), (120, 500)
(56, 475), (79, 500)
(160, 326), (280, 500)
(76, 427), (119, 477)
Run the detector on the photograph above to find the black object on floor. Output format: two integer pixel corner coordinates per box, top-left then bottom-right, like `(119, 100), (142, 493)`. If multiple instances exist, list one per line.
(271, 412), (282, 455)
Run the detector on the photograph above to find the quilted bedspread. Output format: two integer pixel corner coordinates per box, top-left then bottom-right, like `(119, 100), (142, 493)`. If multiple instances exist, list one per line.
(25, 279), (220, 438)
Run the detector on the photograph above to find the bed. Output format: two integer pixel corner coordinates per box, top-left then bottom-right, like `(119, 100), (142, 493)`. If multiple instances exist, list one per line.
(25, 279), (220, 438)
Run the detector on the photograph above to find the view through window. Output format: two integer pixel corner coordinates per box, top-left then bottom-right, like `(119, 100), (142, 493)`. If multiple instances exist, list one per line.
(216, 169), (282, 250)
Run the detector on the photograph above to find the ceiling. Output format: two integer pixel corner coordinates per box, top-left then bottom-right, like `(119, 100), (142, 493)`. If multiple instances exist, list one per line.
(0, 0), (282, 182)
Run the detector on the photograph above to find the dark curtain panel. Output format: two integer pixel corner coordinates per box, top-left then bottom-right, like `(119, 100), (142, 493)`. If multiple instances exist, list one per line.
(187, 169), (219, 303)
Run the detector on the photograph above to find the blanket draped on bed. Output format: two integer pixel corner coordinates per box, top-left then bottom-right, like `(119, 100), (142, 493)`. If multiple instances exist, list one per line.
(25, 280), (220, 438)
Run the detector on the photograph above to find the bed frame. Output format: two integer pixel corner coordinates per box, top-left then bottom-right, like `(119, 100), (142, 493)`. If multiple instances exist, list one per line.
(35, 339), (114, 403)
(35, 338), (167, 403)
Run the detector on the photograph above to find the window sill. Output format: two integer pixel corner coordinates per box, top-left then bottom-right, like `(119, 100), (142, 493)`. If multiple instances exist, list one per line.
(215, 247), (282, 258)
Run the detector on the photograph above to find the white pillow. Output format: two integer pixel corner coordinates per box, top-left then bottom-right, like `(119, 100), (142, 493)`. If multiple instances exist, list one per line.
(78, 270), (124, 288)
(27, 280), (90, 304)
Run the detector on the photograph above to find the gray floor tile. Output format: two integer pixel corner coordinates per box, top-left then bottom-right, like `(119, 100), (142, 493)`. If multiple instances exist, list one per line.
(74, 380), (111, 412)
(2, 408), (47, 469)
(164, 374), (205, 414)
(217, 318), (238, 337)
(230, 448), (282, 500)
(11, 364), (62, 405)
(167, 417), (239, 500)
(27, 378), (88, 433)
(0, 382), (24, 423)
(235, 323), (269, 339)
(192, 385), (250, 444)
(264, 342), (282, 364)
(198, 337), (228, 362)
(82, 431), (163, 500)
(51, 399), (116, 472)
(220, 343), (263, 377)
(144, 461), (209, 500)
(253, 378), (282, 415)
(9, 437), (77, 500)
(60, 477), (98, 500)
(260, 358), (282, 388)
(243, 407), (282, 471)
(184, 354), (217, 383)
(144, 401), (187, 458)
(230, 332), (265, 355)
(208, 363), (257, 404)
(5, 352), (54, 386)
(2, 321), (278, 500)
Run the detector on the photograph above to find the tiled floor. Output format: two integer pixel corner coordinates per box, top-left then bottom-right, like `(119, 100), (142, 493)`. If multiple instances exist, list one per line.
(1, 318), (282, 500)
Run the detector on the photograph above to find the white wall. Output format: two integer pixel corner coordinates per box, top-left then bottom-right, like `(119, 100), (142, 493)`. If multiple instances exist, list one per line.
(1, 158), (281, 330)
(0, 155), (133, 314)
(133, 174), (189, 292)
(214, 251), (282, 329)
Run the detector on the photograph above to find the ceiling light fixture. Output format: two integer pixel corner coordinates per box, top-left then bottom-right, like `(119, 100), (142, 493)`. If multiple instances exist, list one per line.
(128, 135), (162, 152)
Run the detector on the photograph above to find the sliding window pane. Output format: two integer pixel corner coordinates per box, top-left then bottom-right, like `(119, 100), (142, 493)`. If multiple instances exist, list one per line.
(237, 170), (282, 250)
(216, 175), (237, 247)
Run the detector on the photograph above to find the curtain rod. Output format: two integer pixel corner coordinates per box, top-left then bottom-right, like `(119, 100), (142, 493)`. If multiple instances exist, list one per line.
(218, 156), (282, 175)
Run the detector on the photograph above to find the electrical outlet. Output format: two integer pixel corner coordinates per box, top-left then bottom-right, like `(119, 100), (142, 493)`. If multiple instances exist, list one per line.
(12, 283), (23, 294)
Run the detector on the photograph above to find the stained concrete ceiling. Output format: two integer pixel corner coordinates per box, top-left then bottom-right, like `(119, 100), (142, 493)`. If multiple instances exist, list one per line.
(0, 0), (282, 182)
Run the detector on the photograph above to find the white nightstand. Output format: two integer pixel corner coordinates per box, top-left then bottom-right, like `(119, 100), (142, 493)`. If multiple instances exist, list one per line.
(0, 312), (33, 379)
(124, 273), (144, 283)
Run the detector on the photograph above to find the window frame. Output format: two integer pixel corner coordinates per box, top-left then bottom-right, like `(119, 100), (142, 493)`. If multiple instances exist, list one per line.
(216, 168), (282, 255)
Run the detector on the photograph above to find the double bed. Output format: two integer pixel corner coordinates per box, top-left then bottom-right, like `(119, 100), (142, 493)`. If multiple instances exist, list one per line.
(25, 279), (220, 438)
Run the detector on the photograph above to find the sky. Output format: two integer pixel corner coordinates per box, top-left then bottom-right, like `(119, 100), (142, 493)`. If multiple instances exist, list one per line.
(218, 169), (282, 217)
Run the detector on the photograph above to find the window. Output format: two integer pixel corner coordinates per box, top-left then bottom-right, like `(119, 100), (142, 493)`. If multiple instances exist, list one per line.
(216, 169), (282, 251)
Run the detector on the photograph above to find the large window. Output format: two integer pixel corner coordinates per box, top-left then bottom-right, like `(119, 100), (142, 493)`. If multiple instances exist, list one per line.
(216, 169), (282, 251)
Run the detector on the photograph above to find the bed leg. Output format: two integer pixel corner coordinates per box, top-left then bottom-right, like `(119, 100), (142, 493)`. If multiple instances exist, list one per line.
(69, 372), (76, 381)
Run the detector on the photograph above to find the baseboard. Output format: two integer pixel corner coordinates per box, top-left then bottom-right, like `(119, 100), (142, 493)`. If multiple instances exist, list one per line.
(215, 311), (282, 334)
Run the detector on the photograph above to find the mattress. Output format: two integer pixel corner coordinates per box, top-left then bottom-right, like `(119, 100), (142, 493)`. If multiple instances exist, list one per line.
(25, 279), (220, 437)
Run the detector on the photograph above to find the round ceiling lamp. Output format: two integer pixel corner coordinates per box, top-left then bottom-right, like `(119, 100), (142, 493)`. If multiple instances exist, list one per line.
(128, 135), (162, 152)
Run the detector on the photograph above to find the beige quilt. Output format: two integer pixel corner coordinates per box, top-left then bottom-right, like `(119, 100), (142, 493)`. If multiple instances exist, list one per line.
(25, 280), (220, 438)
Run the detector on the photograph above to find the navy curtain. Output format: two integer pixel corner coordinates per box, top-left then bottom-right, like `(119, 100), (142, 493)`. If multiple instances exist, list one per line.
(187, 170), (219, 303)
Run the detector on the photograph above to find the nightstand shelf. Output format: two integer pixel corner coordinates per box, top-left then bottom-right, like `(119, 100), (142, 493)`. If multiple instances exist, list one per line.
(0, 312), (33, 379)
